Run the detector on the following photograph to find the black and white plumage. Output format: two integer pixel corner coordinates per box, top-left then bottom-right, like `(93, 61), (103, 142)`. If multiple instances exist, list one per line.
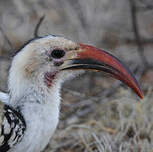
(0, 35), (143, 152)
(0, 102), (26, 152)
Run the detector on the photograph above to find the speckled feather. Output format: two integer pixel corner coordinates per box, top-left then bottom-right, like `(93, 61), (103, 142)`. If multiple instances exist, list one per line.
(0, 102), (26, 152)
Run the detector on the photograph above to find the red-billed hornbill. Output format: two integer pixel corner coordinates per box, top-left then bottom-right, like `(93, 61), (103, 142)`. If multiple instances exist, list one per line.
(0, 35), (143, 152)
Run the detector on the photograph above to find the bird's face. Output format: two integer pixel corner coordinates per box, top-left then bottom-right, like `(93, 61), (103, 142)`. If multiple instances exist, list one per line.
(10, 35), (143, 99)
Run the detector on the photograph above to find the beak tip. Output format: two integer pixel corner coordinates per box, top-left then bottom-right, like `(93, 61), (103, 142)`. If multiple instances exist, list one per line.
(139, 94), (144, 99)
(135, 87), (144, 99)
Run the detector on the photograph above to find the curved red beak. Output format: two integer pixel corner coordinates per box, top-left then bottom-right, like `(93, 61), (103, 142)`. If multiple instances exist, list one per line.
(60, 43), (144, 99)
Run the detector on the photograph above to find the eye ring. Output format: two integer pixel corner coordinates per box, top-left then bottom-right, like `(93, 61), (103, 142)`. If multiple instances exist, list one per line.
(51, 49), (65, 59)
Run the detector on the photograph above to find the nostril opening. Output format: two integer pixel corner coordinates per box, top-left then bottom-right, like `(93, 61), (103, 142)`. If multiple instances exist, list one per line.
(51, 49), (65, 59)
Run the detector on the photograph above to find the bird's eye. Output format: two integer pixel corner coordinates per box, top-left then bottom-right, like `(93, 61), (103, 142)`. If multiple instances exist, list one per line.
(51, 49), (65, 59)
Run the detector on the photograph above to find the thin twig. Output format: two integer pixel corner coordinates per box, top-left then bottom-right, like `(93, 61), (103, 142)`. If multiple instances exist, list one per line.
(122, 38), (153, 45)
(139, 0), (153, 9)
(0, 26), (14, 50)
(34, 15), (45, 38)
(0, 56), (10, 61)
(63, 88), (86, 98)
(129, 0), (149, 68)
(136, 6), (153, 11)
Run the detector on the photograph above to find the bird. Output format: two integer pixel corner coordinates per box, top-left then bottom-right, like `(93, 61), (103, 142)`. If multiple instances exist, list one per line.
(0, 35), (143, 152)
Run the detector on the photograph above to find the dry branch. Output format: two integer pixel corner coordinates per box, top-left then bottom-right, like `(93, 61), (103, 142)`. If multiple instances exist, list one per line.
(123, 38), (153, 45)
(34, 15), (45, 38)
(129, 0), (149, 68)
(0, 26), (14, 51)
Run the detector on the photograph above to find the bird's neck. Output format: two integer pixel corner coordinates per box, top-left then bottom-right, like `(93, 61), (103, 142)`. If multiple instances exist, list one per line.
(8, 72), (61, 107)
(7, 77), (61, 152)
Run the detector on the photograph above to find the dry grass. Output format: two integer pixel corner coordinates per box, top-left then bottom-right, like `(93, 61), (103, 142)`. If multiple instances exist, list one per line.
(44, 79), (153, 152)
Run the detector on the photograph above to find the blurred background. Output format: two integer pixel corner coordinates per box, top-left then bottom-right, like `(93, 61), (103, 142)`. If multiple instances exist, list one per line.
(0, 0), (153, 151)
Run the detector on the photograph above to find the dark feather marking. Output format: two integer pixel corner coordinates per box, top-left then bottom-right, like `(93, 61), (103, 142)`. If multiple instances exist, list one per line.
(0, 105), (26, 152)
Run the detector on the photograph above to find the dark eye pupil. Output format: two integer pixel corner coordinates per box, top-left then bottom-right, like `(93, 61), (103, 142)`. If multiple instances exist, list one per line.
(51, 49), (65, 59)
